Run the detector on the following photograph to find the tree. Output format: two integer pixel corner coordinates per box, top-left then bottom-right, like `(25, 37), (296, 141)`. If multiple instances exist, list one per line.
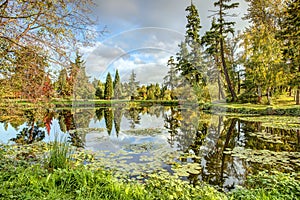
(177, 2), (205, 86)
(280, 0), (300, 104)
(242, 24), (284, 104)
(113, 69), (122, 99)
(114, 107), (123, 137)
(104, 108), (113, 135)
(147, 84), (156, 100)
(154, 83), (161, 100)
(164, 56), (179, 93)
(72, 54), (95, 100)
(104, 73), (113, 100)
(95, 87), (103, 99)
(56, 68), (71, 98)
(0, 0), (99, 76)
(241, 0), (286, 104)
(137, 85), (147, 100)
(202, 17), (226, 100)
(211, 0), (239, 101)
(8, 47), (49, 101)
(128, 70), (139, 99)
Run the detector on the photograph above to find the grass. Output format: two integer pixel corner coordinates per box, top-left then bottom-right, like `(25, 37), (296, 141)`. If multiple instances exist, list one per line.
(47, 135), (72, 170)
(0, 142), (226, 200)
(1, 142), (299, 200)
(229, 171), (300, 200)
(209, 96), (300, 116)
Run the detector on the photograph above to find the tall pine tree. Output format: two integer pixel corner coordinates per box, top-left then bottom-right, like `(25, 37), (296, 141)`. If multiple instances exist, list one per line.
(211, 0), (239, 101)
(113, 69), (122, 99)
(128, 70), (139, 99)
(104, 72), (113, 100)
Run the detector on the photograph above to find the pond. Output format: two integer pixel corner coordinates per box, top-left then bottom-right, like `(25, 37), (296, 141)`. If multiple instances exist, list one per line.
(0, 104), (299, 191)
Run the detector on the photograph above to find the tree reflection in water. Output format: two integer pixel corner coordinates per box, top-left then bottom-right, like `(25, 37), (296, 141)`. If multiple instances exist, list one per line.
(2, 105), (299, 189)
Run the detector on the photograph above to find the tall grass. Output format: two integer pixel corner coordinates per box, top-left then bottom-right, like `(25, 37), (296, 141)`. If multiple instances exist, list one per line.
(229, 171), (300, 200)
(47, 135), (72, 170)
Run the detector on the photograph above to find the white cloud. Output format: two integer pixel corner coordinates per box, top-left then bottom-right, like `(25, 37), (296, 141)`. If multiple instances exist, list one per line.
(84, 0), (249, 82)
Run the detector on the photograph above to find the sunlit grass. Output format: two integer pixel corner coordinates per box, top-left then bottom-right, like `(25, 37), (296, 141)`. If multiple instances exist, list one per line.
(47, 135), (72, 170)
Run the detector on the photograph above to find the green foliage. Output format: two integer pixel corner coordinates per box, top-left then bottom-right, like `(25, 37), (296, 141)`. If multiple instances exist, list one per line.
(145, 172), (227, 200)
(113, 69), (122, 99)
(73, 54), (95, 100)
(230, 171), (300, 200)
(209, 0), (239, 102)
(95, 87), (103, 99)
(128, 70), (139, 98)
(104, 73), (113, 100)
(0, 143), (227, 200)
(104, 108), (113, 135)
(164, 56), (179, 93)
(47, 136), (72, 170)
(280, 0), (300, 104)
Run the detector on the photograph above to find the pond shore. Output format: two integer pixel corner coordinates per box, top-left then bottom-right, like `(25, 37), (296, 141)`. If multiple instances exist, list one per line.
(1, 143), (299, 200)
(1, 99), (299, 116)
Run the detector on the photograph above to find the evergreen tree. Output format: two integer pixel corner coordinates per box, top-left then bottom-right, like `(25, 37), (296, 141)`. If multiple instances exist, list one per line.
(104, 108), (113, 135)
(72, 53), (95, 100)
(95, 108), (104, 121)
(104, 72), (113, 100)
(211, 0), (239, 101)
(164, 56), (179, 93)
(95, 87), (103, 99)
(113, 69), (122, 99)
(128, 70), (139, 99)
(114, 107), (123, 137)
(177, 2), (205, 85)
(202, 17), (225, 100)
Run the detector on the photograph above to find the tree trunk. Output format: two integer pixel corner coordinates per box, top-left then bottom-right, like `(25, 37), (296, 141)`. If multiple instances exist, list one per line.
(237, 70), (241, 95)
(267, 87), (271, 105)
(220, 38), (238, 102)
(257, 85), (262, 103)
(289, 87), (292, 97)
(296, 86), (300, 105)
(218, 0), (238, 102)
(217, 72), (225, 100)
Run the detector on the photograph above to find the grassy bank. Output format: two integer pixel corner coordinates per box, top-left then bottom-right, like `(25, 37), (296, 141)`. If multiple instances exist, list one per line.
(206, 102), (300, 116)
(0, 142), (299, 200)
(1, 98), (299, 116)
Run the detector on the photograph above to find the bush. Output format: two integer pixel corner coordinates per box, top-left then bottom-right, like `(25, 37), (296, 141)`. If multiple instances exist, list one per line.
(229, 171), (300, 200)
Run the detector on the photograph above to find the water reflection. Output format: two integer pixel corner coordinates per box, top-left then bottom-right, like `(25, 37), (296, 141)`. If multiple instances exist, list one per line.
(0, 105), (299, 189)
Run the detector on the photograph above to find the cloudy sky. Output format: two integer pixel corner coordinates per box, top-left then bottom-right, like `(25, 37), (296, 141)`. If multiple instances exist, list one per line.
(81, 0), (249, 84)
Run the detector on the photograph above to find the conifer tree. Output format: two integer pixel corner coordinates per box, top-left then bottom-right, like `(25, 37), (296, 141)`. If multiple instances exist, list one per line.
(95, 87), (103, 99)
(211, 0), (239, 101)
(104, 72), (113, 100)
(113, 69), (122, 99)
(177, 2), (205, 85)
(128, 70), (139, 99)
(114, 107), (122, 137)
(72, 53), (95, 100)
(164, 56), (178, 92)
(104, 108), (113, 135)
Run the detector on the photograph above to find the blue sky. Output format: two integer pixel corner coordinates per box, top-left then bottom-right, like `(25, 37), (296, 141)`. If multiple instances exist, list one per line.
(80, 0), (249, 84)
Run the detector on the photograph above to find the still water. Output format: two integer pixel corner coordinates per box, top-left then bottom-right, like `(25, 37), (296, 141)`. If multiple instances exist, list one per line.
(0, 104), (299, 190)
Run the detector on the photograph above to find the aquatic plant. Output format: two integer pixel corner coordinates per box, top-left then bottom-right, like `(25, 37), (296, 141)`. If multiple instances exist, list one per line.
(47, 135), (72, 170)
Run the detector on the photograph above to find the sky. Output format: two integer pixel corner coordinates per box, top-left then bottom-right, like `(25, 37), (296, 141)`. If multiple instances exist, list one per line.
(80, 0), (249, 84)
